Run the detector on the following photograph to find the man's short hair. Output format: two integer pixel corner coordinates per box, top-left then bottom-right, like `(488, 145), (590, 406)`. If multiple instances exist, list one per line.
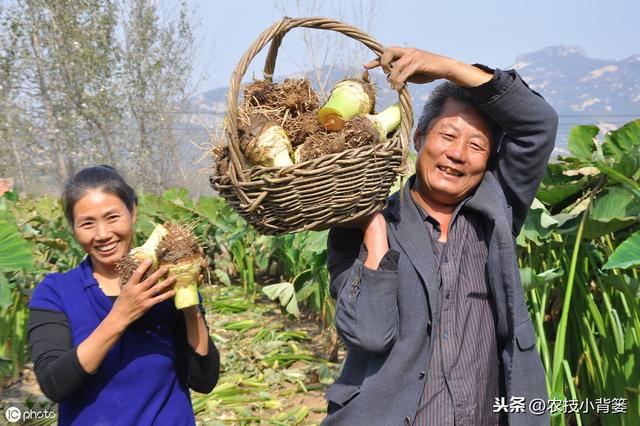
(415, 81), (502, 157)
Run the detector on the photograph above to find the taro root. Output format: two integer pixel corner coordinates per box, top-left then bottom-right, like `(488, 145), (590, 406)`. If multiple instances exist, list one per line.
(243, 78), (318, 116)
(116, 224), (168, 283)
(116, 222), (205, 310)
(238, 79), (318, 167)
(282, 110), (323, 148)
(238, 113), (293, 168)
(317, 71), (376, 131)
(341, 102), (401, 149)
(157, 223), (203, 310)
(294, 131), (346, 163)
(294, 103), (401, 163)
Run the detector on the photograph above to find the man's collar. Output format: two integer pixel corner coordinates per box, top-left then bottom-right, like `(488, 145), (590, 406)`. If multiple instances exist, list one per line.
(404, 175), (472, 225)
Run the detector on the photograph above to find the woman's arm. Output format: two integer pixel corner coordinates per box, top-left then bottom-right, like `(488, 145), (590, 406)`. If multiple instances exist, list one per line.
(175, 304), (220, 394)
(182, 306), (209, 355)
(28, 309), (91, 402)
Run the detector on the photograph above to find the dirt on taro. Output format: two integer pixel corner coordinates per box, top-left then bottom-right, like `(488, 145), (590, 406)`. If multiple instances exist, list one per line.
(0, 284), (342, 426)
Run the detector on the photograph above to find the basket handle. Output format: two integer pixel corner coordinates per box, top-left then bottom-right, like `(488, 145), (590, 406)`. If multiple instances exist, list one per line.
(224, 17), (413, 197)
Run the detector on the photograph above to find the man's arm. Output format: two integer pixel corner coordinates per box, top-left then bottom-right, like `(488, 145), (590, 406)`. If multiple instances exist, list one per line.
(328, 215), (399, 353)
(367, 47), (558, 234)
(466, 67), (558, 234)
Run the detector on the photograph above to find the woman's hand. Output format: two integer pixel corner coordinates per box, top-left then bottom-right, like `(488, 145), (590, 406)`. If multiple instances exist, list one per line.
(108, 259), (176, 331)
(364, 46), (492, 90)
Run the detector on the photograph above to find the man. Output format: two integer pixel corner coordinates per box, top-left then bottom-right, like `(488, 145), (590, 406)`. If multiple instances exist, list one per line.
(323, 47), (558, 425)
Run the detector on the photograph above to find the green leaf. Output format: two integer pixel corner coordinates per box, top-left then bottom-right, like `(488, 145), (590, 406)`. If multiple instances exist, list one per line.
(519, 266), (564, 291)
(0, 272), (12, 309)
(262, 282), (300, 318)
(537, 164), (589, 207)
(194, 196), (225, 224)
(0, 220), (33, 271)
(568, 125), (599, 160)
(603, 231), (640, 269)
(580, 185), (640, 238)
(590, 186), (640, 220)
(594, 161), (640, 199)
(517, 199), (559, 246)
(602, 119), (640, 163)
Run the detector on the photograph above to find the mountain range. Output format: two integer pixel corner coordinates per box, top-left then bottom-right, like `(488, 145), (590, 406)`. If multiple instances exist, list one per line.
(188, 46), (640, 153)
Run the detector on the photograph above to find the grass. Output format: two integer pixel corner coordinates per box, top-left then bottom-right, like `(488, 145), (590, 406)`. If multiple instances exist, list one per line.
(192, 284), (340, 425)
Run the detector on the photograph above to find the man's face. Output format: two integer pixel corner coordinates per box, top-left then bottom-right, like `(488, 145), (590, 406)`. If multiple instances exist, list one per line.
(414, 98), (492, 206)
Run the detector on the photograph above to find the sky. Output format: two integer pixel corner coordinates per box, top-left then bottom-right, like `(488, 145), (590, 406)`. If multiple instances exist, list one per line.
(188, 0), (640, 93)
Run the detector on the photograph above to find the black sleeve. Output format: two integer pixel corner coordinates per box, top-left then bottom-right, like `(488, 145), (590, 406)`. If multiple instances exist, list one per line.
(174, 304), (220, 394)
(27, 309), (92, 402)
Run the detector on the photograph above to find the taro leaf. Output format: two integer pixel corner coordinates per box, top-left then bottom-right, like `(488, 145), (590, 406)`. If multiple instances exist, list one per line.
(213, 268), (231, 286)
(568, 125), (599, 160)
(0, 220), (33, 271)
(594, 161), (640, 200)
(34, 196), (62, 221)
(0, 272), (12, 309)
(602, 119), (640, 164)
(194, 196), (226, 224)
(590, 186), (640, 219)
(262, 282), (300, 318)
(580, 185), (640, 239)
(162, 187), (195, 209)
(517, 199), (558, 246)
(537, 163), (588, 207)
(603, 231), (640, 270)
(2, 191), (18, 202)
(519, 266), (564, 292)
(297, 231), (327, 256)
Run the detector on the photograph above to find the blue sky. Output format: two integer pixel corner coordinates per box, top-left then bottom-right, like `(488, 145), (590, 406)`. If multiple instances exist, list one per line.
(189, 0), (640, 92)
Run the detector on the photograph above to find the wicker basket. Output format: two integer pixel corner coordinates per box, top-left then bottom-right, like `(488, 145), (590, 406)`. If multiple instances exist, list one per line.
(210, 17), (413, 235)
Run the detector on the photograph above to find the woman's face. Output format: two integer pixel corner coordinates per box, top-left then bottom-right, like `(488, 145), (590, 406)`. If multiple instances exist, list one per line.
(72, 189), (136, 274)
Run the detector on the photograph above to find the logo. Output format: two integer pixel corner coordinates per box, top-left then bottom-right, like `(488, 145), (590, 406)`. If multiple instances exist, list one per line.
(5, 406), (21, 423)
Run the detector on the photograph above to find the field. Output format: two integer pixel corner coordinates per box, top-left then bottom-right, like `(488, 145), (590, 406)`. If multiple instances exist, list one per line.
(1, 119), (639, 425)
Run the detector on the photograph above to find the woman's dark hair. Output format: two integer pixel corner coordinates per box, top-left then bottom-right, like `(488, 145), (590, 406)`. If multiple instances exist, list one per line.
(62, 165), (137, 226)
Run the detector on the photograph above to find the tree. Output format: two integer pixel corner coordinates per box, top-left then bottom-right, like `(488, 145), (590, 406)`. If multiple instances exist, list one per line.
(120, 0), (196, 193)
(20, 0), (121, 183)
(0, 0), (199, 194)
(274, 0), (380, 97)
(0, 4), (28, 190)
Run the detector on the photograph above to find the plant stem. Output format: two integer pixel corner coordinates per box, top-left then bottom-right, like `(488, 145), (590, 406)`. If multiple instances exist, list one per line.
(552, 176), (605, 393)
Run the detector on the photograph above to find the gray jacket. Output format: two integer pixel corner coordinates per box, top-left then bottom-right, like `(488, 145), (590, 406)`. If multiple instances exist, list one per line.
(323, 70), (558, 426)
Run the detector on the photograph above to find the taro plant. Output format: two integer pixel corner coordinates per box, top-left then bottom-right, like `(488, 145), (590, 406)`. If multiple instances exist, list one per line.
(263, 231), (334, 327)
(0, 192), (35, 380)
(0, 191), (85, 380)
(518, 119), (640, 425)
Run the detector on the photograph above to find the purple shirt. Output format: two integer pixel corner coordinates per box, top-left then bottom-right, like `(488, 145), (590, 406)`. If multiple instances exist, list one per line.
(29, 258), (196, 426)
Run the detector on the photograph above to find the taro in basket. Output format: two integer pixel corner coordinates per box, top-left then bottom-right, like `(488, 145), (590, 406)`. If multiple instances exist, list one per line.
(210, 17), (413, 235)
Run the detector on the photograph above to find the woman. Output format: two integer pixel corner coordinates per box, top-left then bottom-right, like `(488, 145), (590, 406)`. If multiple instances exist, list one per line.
(28, 165), (220, 425)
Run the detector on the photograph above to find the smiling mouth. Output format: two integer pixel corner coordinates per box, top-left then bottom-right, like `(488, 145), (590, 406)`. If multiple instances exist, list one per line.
(437, 165), (463, 177)
(95, 241), (118, 254)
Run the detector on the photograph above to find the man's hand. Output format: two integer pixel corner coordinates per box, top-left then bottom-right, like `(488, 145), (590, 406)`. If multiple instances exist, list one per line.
(364, 46), (492, 90)
(363, 213), (389, 270)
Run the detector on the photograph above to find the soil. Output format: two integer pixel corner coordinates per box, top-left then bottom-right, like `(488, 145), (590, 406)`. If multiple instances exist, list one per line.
(243, 79), (318, 116)
(157, 222), (200, 265)
(283, 110), (322, 148)
(296, 132), (346, 163)
(342, 115), (380, 149)
(115, 254), (143, 286)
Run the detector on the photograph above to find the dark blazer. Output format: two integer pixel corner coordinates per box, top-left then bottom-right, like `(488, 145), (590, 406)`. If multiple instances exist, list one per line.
(323, 70), (558, 426)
